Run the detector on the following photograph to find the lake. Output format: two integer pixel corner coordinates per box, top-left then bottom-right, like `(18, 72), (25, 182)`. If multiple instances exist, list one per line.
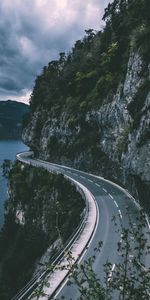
(0, 140), (28, 229)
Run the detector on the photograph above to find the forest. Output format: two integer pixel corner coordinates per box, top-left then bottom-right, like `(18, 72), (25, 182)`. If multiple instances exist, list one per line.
(0, 162), (84, 299)
(29, 0), (150, 115)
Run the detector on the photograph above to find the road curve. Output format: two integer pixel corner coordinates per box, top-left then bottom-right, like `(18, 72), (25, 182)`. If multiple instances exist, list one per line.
(15, 152), (150, 300)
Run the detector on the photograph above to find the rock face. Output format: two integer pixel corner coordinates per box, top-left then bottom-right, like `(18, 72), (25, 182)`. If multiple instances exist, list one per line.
(23, 51), (150, 214)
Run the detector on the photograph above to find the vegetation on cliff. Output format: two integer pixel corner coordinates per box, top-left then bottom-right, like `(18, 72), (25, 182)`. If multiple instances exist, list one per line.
(24, 0), (150, 160)
(29, 0), (150, 114)
(0, 162), (84, 299)
(65, 209), (150, 300)
(23, 0), (150, 212)
(1, 1), (150, 299)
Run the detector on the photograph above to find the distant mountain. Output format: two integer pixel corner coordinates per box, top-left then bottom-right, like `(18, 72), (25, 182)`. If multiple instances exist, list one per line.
(0, 100), (29, 139)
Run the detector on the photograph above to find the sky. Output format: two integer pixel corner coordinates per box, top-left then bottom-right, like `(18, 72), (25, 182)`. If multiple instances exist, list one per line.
(0, 0), (111, 104)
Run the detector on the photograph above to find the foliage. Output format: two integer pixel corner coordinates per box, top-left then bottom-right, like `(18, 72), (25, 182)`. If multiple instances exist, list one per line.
(64, 209), (150, 299)
(29, 0), (136, 113)
(0, 162), (85, 300)
(25, 0), (150, 173)
(28, 208), (150, 300)
(22, 111), (31, 128)
(1, 159), (12, 178)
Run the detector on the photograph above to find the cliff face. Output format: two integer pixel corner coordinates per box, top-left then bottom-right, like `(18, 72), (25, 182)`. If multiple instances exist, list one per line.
(23, 50), (150, 213)
(22, 0), (150, 213)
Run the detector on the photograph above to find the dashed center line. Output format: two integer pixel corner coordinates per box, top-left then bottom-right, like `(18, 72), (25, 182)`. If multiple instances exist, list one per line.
(109, 193), (114, 199)
(88, 179), (93, 183)
(80, 175), (85, 179)
(95, 183), (100, 187)
(118, 210), (123, 219)
(114, 200), (119, 208)
(108, 263), (116, 282)
(103, 188), (107, 193)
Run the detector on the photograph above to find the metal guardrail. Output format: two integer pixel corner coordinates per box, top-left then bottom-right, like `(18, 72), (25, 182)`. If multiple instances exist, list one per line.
(11, 153), (91, 300)
(14, 152), (150, 300)
(11, 210), (88, 300)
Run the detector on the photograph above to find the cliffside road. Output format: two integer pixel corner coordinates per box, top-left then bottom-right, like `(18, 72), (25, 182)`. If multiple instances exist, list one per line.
(16, 152), (150, 300)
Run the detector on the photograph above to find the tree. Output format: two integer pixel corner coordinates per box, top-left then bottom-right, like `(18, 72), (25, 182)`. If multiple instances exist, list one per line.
(29, 209), (150, 299)
(66, 208), (150, 300)
(1, 159), (12, 178)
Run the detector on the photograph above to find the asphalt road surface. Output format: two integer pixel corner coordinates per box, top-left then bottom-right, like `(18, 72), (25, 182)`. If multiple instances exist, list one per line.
(16, 153), (150, 300)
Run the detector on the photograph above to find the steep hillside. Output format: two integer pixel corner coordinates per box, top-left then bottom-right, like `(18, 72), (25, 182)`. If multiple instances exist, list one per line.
(0, 162), (84, 299)
(23, 0), (150, 213)
(0, 100), (29, 139)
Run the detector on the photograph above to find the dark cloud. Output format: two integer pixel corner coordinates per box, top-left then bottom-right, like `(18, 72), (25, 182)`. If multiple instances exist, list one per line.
(0, 0), (110, 103)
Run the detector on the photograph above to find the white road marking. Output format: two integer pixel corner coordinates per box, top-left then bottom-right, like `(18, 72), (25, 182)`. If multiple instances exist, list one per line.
(103, 188), (107, 193)
(108, 264), (116, 282)
(129, 254), (134, 262)
(95, 183), (100, 187)
(118, 210), (123, 219)
(54, 277), (68, 299)
(146, 216), (150, 230)
(54, 198), (100, 299)
(109, 193), (114, 199)
(114, 200), (119, 208)
(78, 200), (99, 263)
(88, 179), (93, 183)
(112, 264), (115, 272)
(19, 152), (150, 298)
(80, 175), (85, 179)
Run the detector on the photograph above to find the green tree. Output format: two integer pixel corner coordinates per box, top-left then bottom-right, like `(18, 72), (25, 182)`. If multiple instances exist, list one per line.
(1, 159), (12, 178)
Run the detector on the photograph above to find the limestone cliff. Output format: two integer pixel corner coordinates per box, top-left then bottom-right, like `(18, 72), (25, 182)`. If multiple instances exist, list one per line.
(22, 0), (150, 213)
(23, 50), (150, 214)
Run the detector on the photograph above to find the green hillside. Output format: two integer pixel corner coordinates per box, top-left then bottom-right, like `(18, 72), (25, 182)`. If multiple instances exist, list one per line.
(23, 0), (150, 212)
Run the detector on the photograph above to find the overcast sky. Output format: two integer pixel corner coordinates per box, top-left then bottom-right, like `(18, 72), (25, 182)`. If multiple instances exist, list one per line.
(0, 0), (111, 104)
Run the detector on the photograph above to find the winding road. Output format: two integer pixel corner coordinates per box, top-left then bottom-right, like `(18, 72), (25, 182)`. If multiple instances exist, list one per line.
(14, 152), (150, 300)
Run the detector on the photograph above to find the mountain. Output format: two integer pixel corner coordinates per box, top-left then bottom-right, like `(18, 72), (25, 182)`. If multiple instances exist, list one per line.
(23, 0), (150, 214)
(0, 100), (29, 139)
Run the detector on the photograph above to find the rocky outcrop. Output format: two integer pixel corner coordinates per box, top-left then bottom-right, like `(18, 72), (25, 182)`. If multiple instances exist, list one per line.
(23, 51), (150, 214)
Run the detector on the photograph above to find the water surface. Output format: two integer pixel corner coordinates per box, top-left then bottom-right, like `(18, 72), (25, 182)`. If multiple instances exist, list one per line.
(0, 140), (28, 229)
